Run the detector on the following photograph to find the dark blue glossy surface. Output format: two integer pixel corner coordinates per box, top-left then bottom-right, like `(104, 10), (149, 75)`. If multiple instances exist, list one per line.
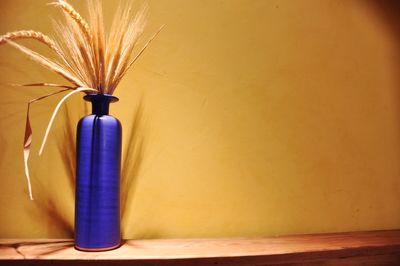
(75, 94), (122, 251)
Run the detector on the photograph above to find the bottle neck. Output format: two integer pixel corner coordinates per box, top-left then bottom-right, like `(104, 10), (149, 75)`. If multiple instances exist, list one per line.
(84, 94), (119, 116)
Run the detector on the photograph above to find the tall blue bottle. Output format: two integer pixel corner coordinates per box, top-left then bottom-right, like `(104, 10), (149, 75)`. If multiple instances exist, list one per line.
(75, 94), (122, 251)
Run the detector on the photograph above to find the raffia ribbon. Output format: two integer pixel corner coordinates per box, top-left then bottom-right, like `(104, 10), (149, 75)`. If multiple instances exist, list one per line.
(22, 85), (97, 200)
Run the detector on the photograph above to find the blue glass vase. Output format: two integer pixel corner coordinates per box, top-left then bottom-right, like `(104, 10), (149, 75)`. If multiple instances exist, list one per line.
(75, 94), (122, 251)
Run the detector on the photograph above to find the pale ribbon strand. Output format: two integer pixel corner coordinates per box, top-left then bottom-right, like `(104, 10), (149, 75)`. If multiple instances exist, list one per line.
(38, 87), (98, 156)
(23, 149), (33, 200)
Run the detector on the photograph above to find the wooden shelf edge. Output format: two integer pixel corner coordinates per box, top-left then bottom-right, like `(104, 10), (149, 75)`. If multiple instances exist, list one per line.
(1, 229), (400, 265)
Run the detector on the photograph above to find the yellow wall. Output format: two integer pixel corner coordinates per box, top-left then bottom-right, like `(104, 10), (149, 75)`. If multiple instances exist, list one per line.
(0, 0), (399, 238)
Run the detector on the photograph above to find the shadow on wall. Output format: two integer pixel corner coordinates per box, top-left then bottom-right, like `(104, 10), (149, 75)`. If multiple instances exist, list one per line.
(29, 101), (87, 238)
(366, 1), (400, 86)
(121, 101), (145, 236)
(367, 0), (400, 34)
(366, 0), (400, 152)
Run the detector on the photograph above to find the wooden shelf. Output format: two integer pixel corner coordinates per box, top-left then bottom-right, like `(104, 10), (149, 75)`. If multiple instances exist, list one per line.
(1, 230), (400, 265)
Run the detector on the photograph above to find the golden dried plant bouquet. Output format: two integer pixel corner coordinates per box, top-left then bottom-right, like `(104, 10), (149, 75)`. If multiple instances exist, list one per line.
(0, 0), (162, 200)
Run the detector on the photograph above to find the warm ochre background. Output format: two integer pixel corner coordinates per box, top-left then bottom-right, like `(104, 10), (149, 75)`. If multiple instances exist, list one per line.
(0, 0), (399, 238)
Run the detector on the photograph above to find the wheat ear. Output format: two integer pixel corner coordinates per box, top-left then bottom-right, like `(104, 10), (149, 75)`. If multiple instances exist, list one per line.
(51, 0), (92, 42)
(0, 30), (59, 53)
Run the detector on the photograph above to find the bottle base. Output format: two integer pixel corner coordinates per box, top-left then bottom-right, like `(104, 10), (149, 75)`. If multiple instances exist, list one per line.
(75, 242), (121, 252)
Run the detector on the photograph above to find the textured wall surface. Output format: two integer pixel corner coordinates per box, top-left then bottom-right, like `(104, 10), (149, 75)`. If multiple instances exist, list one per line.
(0, 0), (399, 238)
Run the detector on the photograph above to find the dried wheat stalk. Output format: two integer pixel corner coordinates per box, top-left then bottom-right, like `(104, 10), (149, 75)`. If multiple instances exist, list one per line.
(0, 30), (59, 53)
(50, 0), (92, 42)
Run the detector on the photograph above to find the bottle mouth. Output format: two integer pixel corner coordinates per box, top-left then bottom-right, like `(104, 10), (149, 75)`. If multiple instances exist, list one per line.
(83, 93), (119, 103)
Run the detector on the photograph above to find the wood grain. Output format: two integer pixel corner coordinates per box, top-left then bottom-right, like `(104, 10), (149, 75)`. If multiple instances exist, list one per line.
(0, 230), (400, 265)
